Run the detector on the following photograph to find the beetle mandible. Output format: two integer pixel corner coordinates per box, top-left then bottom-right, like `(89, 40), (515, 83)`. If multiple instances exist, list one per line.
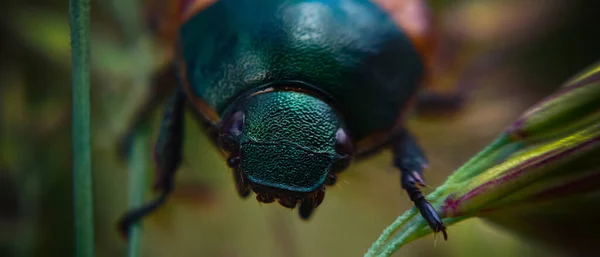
(118, 0), (467, 240)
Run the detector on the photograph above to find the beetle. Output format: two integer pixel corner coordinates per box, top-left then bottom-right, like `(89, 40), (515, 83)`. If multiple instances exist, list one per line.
(118, 0), (468, 241)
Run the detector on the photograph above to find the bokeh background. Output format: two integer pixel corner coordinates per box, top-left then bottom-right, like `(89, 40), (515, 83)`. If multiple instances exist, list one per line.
(1, 0), (600, 256)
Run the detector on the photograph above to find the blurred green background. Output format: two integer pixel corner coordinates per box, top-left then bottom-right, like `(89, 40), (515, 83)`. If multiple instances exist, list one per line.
(1, 0), (600, 256)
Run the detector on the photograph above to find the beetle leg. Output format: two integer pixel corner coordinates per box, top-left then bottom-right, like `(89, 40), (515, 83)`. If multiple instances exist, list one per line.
(414, 43), (502, 116)
(415, 89), (467, 115)
(118, 88), (186, 239)
(392, 129), (447, 240)
(118, 64), (178, 160)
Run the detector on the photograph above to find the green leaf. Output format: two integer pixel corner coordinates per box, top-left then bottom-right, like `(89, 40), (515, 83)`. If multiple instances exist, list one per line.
(506, 62), (600, 142)
(365, 60), (600, 257)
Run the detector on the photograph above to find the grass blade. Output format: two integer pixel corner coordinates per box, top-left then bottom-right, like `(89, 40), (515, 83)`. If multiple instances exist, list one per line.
(126, 124), (150, 257)
(365, 60), (600, 257)
(69, 0), (94, 256)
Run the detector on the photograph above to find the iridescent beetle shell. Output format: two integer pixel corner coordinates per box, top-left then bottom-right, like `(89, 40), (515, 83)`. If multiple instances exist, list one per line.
(142, 0), (437, 218)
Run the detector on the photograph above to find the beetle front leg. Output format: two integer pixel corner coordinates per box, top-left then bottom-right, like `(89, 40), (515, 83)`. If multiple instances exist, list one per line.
(414, 43), (498, 116)
(118, 88), (186, 239)
(393, 129), (447, 240)
(118, 64), (178, 159)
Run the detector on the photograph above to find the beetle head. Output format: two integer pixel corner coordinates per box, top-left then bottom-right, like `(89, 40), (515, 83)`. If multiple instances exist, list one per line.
(217, 90), (353, 219)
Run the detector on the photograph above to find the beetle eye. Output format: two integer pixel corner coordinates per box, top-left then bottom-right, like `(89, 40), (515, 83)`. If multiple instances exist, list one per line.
(332, 128), (353, 172)
(218, 111), (244, 153)
(220, 111), (244, 136)
(334, 128), (353, 156)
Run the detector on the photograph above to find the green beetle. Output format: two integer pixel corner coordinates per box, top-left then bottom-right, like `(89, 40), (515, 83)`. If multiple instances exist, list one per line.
(119, 0), (465, 240)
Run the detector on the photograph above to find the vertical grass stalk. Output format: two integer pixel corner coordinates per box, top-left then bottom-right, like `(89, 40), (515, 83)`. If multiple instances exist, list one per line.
(127, 124), (150, 257)
(69, 0), (94, 256)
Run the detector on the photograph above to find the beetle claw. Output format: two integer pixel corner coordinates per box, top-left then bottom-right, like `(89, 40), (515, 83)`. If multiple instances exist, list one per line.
(416, 198), (447, 241)
(411, 170), (427, 187)
(441, 227), (448, 241)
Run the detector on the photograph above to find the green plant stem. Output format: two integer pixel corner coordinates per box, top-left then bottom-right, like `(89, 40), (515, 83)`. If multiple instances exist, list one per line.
(69, 0), (94, 256)
(127, 125), (150, 257)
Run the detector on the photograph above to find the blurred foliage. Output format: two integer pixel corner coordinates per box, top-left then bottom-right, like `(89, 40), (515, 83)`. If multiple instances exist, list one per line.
(1, 0), (599, 257)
